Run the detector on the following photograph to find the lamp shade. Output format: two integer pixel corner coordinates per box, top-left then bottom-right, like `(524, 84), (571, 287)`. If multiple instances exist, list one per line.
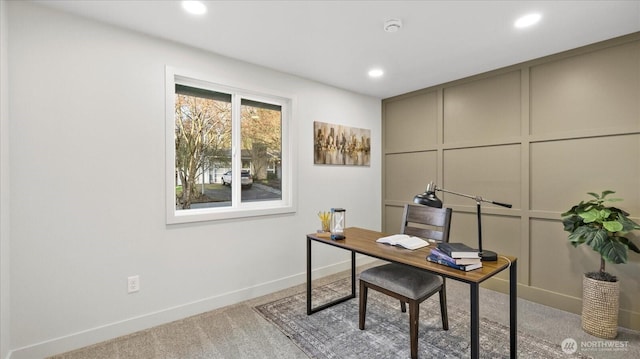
(413, 189), (443, 208)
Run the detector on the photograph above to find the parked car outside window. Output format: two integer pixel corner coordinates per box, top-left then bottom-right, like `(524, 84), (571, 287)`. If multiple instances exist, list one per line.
(221, 170), (253, 188)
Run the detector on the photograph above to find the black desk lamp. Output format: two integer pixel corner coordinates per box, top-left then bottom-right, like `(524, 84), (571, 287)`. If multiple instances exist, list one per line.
(413, 181), (512, 261)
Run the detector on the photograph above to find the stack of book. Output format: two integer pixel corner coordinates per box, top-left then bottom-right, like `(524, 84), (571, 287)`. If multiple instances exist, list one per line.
(427, 242), (482, 271)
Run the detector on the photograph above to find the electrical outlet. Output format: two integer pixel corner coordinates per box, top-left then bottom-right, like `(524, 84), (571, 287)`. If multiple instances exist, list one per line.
(127, 275), (140, 293)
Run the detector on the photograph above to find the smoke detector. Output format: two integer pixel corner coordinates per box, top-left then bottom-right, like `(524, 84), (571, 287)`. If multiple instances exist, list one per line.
(384, 19), (403, 33)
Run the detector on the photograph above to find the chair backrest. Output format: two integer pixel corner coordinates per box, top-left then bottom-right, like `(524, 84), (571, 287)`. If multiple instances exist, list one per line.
(400, 204), (452, 243)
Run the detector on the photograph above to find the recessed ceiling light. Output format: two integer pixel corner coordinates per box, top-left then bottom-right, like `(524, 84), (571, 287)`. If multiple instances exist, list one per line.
(368, 68), (384, 78)
(514, 13), (542, 28)
(182, 1), (207, 15)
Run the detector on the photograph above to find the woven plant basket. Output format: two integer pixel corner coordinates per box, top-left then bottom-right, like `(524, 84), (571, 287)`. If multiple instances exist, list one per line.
(582, 275), (619, 339)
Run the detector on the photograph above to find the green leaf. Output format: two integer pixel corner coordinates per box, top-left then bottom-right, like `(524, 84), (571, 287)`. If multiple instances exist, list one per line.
(579, 209), (600, 223)
(600, 190), (616, 198)
(587, 192), (600, 199)
(602, 220), (623, 232)
(582, 203), (596, 213)
(619, 237), (640, 254)
(607, 206), (628, 216)
(568, 226), (589, 245)
(618, 215), (640, 232)
(562, 215), (583, 232)
(599, 240), (628, 264)
(561, 205), (579, 217)
(584, 228), (608, 249)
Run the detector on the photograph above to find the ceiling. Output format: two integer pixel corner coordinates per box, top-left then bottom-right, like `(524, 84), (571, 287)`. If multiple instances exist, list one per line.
(33, 0), (640, 99)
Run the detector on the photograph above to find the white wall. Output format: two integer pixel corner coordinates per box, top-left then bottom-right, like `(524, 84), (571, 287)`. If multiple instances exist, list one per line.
(1, 0), (11, 358)
(5, 2), (381, 358)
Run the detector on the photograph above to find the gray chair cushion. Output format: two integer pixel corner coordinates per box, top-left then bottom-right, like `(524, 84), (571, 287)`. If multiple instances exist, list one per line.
(360, 263), (442, 300)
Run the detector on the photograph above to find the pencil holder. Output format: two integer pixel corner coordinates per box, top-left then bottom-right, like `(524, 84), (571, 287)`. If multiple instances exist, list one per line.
(317, 211), (331, 232)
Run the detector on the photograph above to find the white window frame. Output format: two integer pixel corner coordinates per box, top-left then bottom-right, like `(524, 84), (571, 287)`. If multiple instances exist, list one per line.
(165, 66), (296, 224)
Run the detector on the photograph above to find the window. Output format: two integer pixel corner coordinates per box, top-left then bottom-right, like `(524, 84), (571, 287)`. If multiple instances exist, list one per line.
(166, 67), (295, 223)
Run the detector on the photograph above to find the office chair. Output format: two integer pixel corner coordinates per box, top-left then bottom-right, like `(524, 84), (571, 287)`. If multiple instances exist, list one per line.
(358, 204), (452, 359)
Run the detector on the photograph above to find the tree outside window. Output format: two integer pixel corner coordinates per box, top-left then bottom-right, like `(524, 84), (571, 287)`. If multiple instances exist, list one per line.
(241, 99), (282, 200)
(173, 84), (284, 212)
(175, 85), (231, 209)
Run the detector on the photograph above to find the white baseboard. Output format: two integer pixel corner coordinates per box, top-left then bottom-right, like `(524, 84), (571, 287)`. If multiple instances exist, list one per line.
(7, 256), (376, 359)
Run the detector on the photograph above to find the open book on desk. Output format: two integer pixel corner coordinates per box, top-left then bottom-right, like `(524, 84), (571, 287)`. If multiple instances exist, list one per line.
(376, 234), (430, 250)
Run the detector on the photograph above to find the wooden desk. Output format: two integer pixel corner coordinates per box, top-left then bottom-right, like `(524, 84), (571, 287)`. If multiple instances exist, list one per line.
(306, 227), (517, 359)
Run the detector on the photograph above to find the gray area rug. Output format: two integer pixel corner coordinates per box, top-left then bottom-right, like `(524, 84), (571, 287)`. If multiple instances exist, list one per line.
(254, 278), (590, 359)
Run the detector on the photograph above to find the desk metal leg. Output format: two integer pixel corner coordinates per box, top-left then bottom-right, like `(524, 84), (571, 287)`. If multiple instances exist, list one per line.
(470, 283), (479, 359)
(306, 237), (312, 315)
(350, 251), (356, 295)
(306, 237), (356, 315)
(510, 260), (518, 358)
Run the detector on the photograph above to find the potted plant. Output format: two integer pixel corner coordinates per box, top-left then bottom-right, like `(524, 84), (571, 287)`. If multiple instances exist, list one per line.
(561, 190), (640, 339)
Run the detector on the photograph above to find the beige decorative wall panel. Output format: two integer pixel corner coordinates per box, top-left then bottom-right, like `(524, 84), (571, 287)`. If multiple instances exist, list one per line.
(530, 41), (640, 136)
(383, 34), (640, 329)
(530, 135), (640, 214)
(384, 91), (438, 152)
(385, 151), (437, 203)
(443, 71), (521, 144)
(530, 218), (587, 297)
(442, 145), (521, 209)
(383, 205), (405, 234)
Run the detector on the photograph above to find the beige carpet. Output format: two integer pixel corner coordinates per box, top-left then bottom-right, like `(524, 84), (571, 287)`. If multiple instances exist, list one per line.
(50, 269), (640, 359)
